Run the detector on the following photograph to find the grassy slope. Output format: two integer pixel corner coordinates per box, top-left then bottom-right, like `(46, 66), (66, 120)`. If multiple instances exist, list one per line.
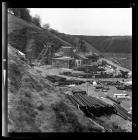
(8, 44), (103, 132)
(50, 32), (99, 54)
(74, 35), (132, 53)
(8, 13), (71, 46)
(8, 13), (72, 61)
(8, 13), (132, 55)
(8, 13), (99, 57)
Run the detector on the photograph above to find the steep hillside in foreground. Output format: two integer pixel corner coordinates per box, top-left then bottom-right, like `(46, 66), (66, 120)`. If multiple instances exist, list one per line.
(8, 44), (103, 132)
(75, 36), (132, 53)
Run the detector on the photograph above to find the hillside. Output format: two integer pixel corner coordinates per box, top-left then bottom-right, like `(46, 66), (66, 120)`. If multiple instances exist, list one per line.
(8, 13), (104, 133)
(50, 31), (99, 54)
(8, 12), (132, 56)
(8, 44), (103, 132)
(7, 13), (132, 132)
(74, 35), (132, 53)
(8, 13), (99, 63)
(8, 13), (72, 61)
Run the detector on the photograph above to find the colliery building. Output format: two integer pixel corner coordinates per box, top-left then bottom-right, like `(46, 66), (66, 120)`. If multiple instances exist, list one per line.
(52, 56), (74, 68)
(52, 46), (99, 68)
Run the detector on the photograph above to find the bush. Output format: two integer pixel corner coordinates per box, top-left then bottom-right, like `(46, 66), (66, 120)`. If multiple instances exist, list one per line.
(8, 62), (22, 92)
(9, 8), (32, 23)
(112, 122), (127, 132)
(52, 101), (102, 132)
(32, 15), (41, 27)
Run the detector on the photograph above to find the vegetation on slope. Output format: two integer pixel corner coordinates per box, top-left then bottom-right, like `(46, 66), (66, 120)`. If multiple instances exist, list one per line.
(8, 8), (41, 27)
(8, 10), (132, 55)
(50, 30), (99, 54)
(75, 36), (132, 53)
(8, 45), (103, 132)
(8, 13), (72, 62)
(8, 12), (99, 62)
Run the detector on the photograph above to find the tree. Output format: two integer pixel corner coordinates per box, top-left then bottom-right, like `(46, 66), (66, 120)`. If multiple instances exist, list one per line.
(8, 8), (32, 22)
(43, 23), (50, 30)
(78, 39), (87, 52)
(49, 29), (59, 34)
(32, 15), (41, 27)
(8, 8), (22, 17)
(20, 8), (32, 22)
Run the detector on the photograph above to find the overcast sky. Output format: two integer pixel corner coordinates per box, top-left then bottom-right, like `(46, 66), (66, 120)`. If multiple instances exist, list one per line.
(29, 8), (132, 36)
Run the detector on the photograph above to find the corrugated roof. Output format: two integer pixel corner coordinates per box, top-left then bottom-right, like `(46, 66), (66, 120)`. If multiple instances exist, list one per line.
(75, 53), (88, 59)
(52, 56), (74, 60)
(62, 46), (72, 48)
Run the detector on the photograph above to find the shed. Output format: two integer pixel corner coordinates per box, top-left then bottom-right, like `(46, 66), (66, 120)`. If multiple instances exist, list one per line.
(74, 53), (88, 67)
(57, 46), (74, 57)
(52, 56), (74, 68)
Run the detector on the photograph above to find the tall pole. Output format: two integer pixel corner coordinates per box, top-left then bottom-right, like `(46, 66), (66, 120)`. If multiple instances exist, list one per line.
(2, 2), (7, 137)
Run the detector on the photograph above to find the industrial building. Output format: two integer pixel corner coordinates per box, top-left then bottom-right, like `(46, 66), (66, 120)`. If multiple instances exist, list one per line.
(52, 56), (74, 68)
(52, 46), (99, 68)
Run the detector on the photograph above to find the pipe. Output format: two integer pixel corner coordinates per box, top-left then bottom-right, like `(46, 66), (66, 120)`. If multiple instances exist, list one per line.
(75, 94), (92, 107)
(85, 95), (105, 107)
(115, 103), (132, 118)
(113, 104), (132, 121)
(89, 96), (107, 107)
(72, 95), (85, 107)
(106, 95), (120, 104)
(68, 95), (78, 108)
(74, 94), (89, 106)
(78, 94), (97, 107)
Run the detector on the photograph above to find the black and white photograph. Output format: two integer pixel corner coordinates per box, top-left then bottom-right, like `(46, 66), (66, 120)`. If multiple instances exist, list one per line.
(2, 3), (135, 135)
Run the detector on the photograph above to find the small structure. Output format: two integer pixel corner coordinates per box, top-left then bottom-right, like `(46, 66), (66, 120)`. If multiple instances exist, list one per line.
(52, 46), (75, 68)
(52, 56), (74, 69)
(128, 71), (132, 78)
(74, 53), (88, 67)
(52, 46), (100, 68)
(85, 53), (99, 63)
(57, 46), (74, 57)
(92, 81), (97, 86)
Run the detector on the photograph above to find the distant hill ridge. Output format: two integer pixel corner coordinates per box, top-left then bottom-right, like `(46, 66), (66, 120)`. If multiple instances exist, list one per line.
(8, 12), (132, 61)
(8, 13), (99, 61)
(74, 35), (132, 53)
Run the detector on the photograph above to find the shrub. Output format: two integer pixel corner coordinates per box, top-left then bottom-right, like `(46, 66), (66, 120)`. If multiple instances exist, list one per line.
(112, 122), (127, 132)
(52, 101), (102, 132)
(8, 62), (22, 92)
